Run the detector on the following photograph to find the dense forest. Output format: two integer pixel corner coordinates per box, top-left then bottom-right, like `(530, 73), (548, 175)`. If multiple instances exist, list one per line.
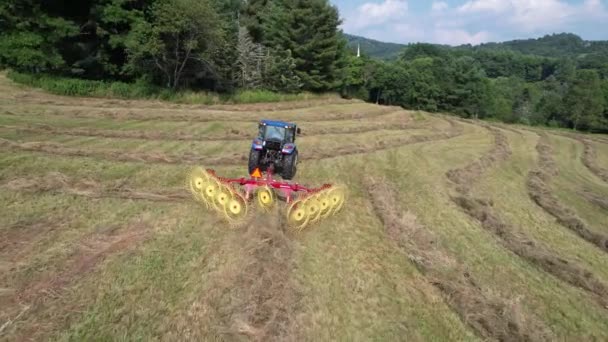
(352, 36), (608, 132)
(1, 1), (607, 132)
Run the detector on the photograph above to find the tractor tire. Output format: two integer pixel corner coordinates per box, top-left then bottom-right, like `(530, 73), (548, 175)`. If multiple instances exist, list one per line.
(249, 149), (262, 174)
(281, 151), (297, 180)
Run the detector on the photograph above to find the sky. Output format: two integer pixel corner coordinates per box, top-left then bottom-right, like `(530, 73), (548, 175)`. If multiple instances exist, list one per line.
(331, 0), (607, 46)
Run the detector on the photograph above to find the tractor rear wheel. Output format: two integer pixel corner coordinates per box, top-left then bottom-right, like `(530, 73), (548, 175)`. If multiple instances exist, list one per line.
(249, 149), (262, 174)
(281, 151), (297, 180)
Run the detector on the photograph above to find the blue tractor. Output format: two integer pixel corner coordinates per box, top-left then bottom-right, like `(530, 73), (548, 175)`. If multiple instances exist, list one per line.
(249, 120), (301, 180)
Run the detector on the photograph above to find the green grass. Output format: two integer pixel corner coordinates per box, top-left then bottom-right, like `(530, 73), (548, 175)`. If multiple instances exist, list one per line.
(6, 70), (339, 105)
(2, 75), (608, 340)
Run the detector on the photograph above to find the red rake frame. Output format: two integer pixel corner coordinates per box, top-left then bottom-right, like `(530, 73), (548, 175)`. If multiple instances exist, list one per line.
(206, 167), (332, 204)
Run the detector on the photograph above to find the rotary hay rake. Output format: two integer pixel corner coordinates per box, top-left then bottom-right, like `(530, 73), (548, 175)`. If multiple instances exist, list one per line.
(187, 166), (346, 230)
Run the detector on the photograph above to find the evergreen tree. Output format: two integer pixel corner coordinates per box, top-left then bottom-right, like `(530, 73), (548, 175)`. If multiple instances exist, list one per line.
(263, 49), (302, 93)
(242, 0), (268, 43)
(261, 0), (345, 92)
(0, 0), (78, 71)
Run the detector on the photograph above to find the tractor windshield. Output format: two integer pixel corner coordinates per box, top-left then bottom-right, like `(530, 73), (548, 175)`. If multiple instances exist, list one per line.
(262, 125), (286, 141)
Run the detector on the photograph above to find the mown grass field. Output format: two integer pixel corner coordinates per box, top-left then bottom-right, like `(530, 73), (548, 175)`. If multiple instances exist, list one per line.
(1, 72), (608, 341)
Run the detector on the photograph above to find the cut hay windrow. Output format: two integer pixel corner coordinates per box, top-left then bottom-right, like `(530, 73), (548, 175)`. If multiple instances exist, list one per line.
(365, 178), (554, 341)
(580, 138), (608, 183)
(0, 88), (355, 112)
(1, 172), (188, 203)
(0, 119), (464, 166)
(0, 118), (417, 142)
(1, 103), (399, 123)
(448, 125), (608, 310)
(527, 134), (608, 254)
(578, 190), (608, 211)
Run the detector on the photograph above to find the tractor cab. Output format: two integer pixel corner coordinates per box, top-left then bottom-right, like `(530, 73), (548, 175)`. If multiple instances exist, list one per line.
(257, 120), (301, 144)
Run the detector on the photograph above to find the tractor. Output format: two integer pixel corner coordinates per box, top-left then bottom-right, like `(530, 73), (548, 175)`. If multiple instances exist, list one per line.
(187, 119), (345, 231)
(249, 120), (300, 180)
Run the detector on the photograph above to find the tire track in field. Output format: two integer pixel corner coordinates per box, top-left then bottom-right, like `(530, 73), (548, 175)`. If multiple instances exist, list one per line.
(365, 178), (554, 341)
(1, 104), (399, 123)
(0, 118), (416, 142)
(0, 119), (464, 167)
(527, 134), (608, 254)
(448, 124), (608, 310)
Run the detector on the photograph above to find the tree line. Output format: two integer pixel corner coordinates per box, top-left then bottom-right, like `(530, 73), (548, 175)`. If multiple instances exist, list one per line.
(0, 0), (345, 93)
(1, 1), (607, 132)
(345, 43), (608, 132)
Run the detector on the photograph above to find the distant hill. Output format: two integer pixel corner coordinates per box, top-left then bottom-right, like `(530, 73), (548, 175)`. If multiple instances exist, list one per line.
(460, 33), (608, 58)
(344, 33), (406, 60)
(344, 32), (608, 60)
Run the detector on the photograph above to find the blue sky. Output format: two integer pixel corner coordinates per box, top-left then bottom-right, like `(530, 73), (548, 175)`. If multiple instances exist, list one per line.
(331, 0), (607, 45)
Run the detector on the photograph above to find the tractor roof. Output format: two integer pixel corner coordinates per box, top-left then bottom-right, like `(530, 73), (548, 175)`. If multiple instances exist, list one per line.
(260, 120), (296, 128)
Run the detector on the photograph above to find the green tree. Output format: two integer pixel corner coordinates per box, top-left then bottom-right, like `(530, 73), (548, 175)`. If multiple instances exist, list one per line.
(0, 0), (78, 71)
(564, 69), (605, 130)
(125, 0), (223, 89)
(340, 54), (365, 98)
(263, 49), (302, 93)
(261, 0), (345, 92)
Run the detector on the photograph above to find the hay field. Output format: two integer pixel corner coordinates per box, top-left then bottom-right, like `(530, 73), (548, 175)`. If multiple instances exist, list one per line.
(1, 73), (607, 341)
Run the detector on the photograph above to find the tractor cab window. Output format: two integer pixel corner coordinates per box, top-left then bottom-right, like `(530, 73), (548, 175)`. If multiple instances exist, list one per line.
(285, 128), (295, 142)
(263, 126), (286, 141)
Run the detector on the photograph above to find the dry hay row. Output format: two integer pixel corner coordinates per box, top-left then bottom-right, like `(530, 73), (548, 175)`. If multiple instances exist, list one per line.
(1, 172), (188, 203)
(578, 190), (608, 211)
(1, 91), (356, 112)
(1, 217), (152, 340)
(2, 105), (399, 123)
(0, 118), (416, 143)
(0, 119), (464, 167)
(448, 127), (608, 310)
(446, 123), (512, 194)
(174, 216), (300, 341)
(580, 138), (608, 183)
(527, 134), (608, 254)
(365, 178), (554, 341)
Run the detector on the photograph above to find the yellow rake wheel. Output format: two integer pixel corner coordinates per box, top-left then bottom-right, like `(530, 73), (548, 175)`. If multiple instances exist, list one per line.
(187, 167), (211, 206)
(305, 197), (322, 224)
(224, 190), (248, 222)
(215, 184), (233, 213)
(327, 186), (346, 215)
(203, 178), (222, 209)
(257, 186), (275, 211)
(287, 199), (309, 231)
(316, 191), (333, 219)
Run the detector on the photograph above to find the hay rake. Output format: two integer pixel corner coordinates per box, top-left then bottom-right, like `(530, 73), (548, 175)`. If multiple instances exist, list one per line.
(187, 166), (346, 230)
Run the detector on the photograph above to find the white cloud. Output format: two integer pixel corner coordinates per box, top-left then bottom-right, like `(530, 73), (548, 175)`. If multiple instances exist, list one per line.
(456, 0), (607, 32)
(433, 29), (491, 45)
(343, 0), (408, 31)
(431, 1), (449, 12)
(341, 0), (608, 46)
(458, 0), (510, 13)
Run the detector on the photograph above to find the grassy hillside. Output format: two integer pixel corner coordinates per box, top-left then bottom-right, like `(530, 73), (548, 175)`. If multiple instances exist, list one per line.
(1, 73), (608, 340)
